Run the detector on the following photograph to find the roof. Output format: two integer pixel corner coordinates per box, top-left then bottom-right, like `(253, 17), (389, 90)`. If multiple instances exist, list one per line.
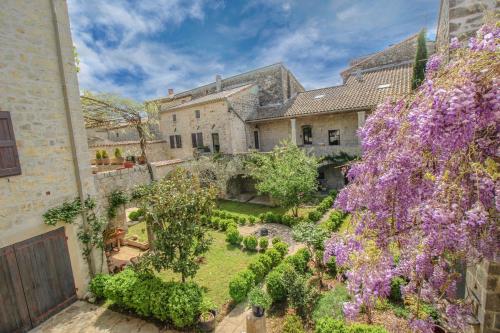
(247, 62), (412, 121)
(159, 84), (255, 113)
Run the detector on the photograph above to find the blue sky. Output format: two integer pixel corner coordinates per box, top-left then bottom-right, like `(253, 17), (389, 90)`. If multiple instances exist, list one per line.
(67, 0), (439, 101)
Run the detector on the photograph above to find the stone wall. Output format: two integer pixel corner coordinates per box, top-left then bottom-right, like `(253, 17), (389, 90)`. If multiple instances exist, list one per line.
(0, 0), (94, 296)
(89, 140), (168, 162)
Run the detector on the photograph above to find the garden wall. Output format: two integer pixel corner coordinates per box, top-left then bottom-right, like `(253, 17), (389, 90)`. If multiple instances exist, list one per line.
(89, 140), (168, 163)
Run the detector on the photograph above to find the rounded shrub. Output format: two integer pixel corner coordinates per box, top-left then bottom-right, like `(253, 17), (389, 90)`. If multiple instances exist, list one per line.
(264, 248), (282, 267)
(258, 237), (269, 251)
(89, 273), (111, 299)
(248, 216), (256, 225)
(346, 323), (388, 333)
(218, 219), (229, 231)
(258, 213), (266, 223)
(229, 270), (255, 303)
(128, 210), (140, 221)
(167, 282), (203, 328)
(273, 241), (289, 258)
(265, 262), (291, 303)
(314, 317), (346, 333)
(284, 248), (310, 273)
(248, 260), (267, 282)
(271, 236), (283, 245)
(226, 227), (242, 246)
(282, 314), (305, 333)
(243, 235), (258, 251)
(103, 268), (139, 307)
(238, 216), (247, 225)
(212, 217), (220, 229)
(308, 210), (322, 222)
(256, 254), (273, 271)
(130, 274), (164, 317)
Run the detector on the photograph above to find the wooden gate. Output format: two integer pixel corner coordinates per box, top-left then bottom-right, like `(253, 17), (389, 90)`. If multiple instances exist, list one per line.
(0, 228), (77, 333)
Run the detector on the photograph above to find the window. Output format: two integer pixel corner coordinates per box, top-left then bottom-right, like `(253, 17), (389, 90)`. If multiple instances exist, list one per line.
(328, 129), (340, 146)
(191, 132), (204, 148)
(169, 135), (175, 149)
(302, 126), (312, 145)
(212, 133), (220, 153)
(254, 131), (260, 149)
(175, 135), (182, 148)
(116, 132), (119, 137)
(0, 111), (21, 177)
(172, 114), (176, 122)
(195, 110), (200, 119)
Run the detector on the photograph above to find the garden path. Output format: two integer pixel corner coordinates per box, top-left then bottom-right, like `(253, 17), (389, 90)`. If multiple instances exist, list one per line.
(30, 301), (180, 333)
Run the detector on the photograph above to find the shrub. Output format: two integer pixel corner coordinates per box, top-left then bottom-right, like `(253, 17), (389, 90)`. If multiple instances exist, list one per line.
(167, 283), (203, 328)
(265, 262), (292, 302)
(243, 235), (258, 251)
(283, 268), (319, 317)
(273, 241), (289, 258)
(315, 318), (346, 333)
(282, 314), (305, 333)
(238, 216), (247, 225)
(229, 270), (255, 303)
(248, 216), (256, 225)
(103, 268), (139, 307)
(284, 248), (310, 273)
(258, 213), (266, 223)
(259, 237), (269, 251)
(130, 274), (165, 317)
(326, 256), (337, 277)
(218, 219), (229, 231)
(200, 215), (209, 226)
(95, 150), (102, 159)
(264, 248), (282, 267)
(128, 210), (140, 221)
(226, 227), (242, 246)
(248, 287), (271, 309)
(101, 150), (109, 159)
(249, 260), (267, 282)
(281, 215), (297, 227)
(389, 277), (405, 303)
(89, 273), (110, 299)
(347, 323), (388, 333)
(257, 254), (273, 271)
(212, 217), (220, 229)
(308, 210), (322, 222)
(114, 147), (123, 158)
(272, 236), (283, 245)
(312, 285), (350, 323)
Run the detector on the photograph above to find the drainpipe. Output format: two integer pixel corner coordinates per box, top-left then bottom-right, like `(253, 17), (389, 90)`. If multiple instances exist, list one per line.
(50, 0), (95, 277)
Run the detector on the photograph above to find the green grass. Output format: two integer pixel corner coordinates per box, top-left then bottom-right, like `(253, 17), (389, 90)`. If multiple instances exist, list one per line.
(126, 221), (148, 243)
(217, 199), (315, 218)
(158, 230), (258, 307)
(312, 284), (350, 322)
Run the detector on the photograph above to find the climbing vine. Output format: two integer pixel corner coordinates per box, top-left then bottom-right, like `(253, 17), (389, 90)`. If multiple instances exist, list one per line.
(43, 198), (82, 225)
(107, 190), (128, 219)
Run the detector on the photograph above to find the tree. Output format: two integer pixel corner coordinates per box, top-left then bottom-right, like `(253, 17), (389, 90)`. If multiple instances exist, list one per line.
(412, 29), (428, 89)
(324, 24), (499, 331)
(137, 168), (217, 282)
(292, 222), (328, 287)
(249, 140), (318, 216)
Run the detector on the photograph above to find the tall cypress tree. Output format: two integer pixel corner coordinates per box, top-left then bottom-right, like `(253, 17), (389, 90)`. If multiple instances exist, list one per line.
(412, 29), (428, 89)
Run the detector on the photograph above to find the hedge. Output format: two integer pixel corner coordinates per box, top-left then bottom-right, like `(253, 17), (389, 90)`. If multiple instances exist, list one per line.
(315, 318), (388, 333)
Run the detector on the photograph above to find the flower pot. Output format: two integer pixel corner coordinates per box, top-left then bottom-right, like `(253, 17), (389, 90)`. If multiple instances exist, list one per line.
(113, 157), (125, 165)
(124, 161), (134, 168)
(96, 159), (103, 165)
(198, 310), (217, 332)
(252, 305), (265, 317)
(102, 157), (110, 165)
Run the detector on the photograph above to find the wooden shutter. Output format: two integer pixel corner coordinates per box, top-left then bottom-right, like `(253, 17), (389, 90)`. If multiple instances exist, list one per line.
(196, 132), (203, 147)
(175, 135), (182, 148)
(191, 133), (197, 148)
(0, 111), (21, 177)
(169, 135), (175, 149)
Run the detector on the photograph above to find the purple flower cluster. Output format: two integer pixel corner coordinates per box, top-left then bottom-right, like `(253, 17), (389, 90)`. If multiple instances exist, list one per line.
(325, 24), (499, 332)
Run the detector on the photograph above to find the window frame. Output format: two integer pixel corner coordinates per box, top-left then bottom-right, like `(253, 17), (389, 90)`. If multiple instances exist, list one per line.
(0, 111), (21, 177)
(328, 129), (340, 146)
(254, 130), (260, 149)
(175, 135), (182, 148)
(302, 126), (312, 145)
(172, 114), (177, 122)
(212, 133), (220, 153)
(195, 110), (200, 119)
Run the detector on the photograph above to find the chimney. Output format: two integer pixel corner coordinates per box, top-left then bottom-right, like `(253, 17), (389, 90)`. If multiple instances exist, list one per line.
(168, 88), (174, 96)
(355, 69), (363, 82)
(216, 74), (222, 92)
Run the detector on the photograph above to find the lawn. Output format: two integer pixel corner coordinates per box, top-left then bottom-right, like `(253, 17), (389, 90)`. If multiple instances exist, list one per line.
(217, 199), (316, 218)
(158, 230), (258, 307)
(126, 221), (148, 243)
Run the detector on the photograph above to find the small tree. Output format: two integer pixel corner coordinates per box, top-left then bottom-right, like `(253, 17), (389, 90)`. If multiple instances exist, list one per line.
(137, 168), (217, 282)
(250, 140), (318, 216)
(412, 29), (428, 89)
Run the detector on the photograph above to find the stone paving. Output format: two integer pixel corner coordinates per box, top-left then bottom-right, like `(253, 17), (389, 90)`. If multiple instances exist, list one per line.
(30, 301), (180, 333)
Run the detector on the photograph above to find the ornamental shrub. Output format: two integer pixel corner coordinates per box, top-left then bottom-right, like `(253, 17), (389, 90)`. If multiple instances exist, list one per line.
(229, 270), (255, 302)
(271, 236), (283, 245)
(282, 314), (305, 333)
(226, 227), (242, 246)
(256, 254), (273, 271)
(259, 237), (269, 251)
(243, 235), (258, 251)
(264, 248), (282, 267)
(284, 248), (310, 273)
(248, 216), (257, 225)
(389, 276), (405, 303)
(314, 318), (346, 333)
(103, 268), (139, 307)
(238, 216), (246, 225)
(265, 263), (291, 302)
(218, 219), (229, 231)
(308, 210), (322, 222)
(273, 241), (289, 258)
(347, 323), (388, 333)
(89, 273), (110, 299)
(326, 256), (337, 277)
(211, 217), (220, 229)
(258, 213), (266, 223)
(248, 260), (267, 282)
(129, 274), (164, 317)
(167, 283), (203, 328)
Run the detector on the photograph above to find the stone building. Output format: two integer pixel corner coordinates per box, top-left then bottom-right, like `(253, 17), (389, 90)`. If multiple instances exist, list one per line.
(0, 0), (94, 331)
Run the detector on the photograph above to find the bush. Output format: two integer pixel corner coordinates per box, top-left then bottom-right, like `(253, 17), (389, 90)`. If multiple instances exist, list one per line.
(284, 248), (310, 273)
(212, 217), (220, 229)
(248, 287), (272, 309)
(259, 237), (269, 251)
(89, 273), (111, 299)
(258, 213), (266, 223)
(266, 263), (290, 303)
(308, 210), (322, 222)
(167, 283), (203, 328)
(281, 215), (296, 227)
(312, 285), (350, 323)
(243, 235), (258, 251)
(315, 318), (346, 333)
(128, 210), (140, 221)
(229, 270), (255, 303)
(326, 256), (337, 277)
(282, 269), (319, 317)
(257, 254), (273, 271)
(248, 260), (267, 282)
(218, 219), (230, 231)
(248, 216), (256, 225)
(103, 268), (139, 307)
(273, 241), (289, 258)
(389, 276), (405, 303)
(272, 236), (283, 245)
(265, 248), (282, 267)
(238, 216), (247, 225)
(282, 314), (305, 333)
(226, 227), (242, 246)
(130, 274), (165, 317)
(347, 323), (388, 333)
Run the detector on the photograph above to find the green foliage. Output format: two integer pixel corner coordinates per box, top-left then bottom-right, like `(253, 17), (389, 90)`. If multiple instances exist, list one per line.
(137, 168), (217, 282)
(43, 198), (82, 226)
(225, 226), (243, 246)
(308, 210), (322, 222)
(312, 285), (350, 323)
(229, 270), (255, 302)
(77, 197), (107, 259)
(89, 274), (111, 299)
(114, 148), (123, 158)
(389, 277), (406, 303)
(273, 241), (289, 258)
(248, 216), (256, 225)
(167, 283), (204, 328)
(259, 237), (269, 251)
(292, 222), (328, 252)
(243, 235), (258, 251)
(315, 318), (346, 333)
(248, 260), (267, 282)
(128, 209), (144, 221)
(248, 287), (272, 309)
(264, 248), (282, 267)
(101, 150), (109, 159)
(95, 150), (102, 160)
(282, 267), (319, 318)
(321, 152), (358, 167)
(412, 29), (428, 89)
(282, 314), (305, 333)
(284, 248), (310, 273)
(346, 323), (388, 333)
(320, 210), (347, 233)
(325, 256), (337, 277)
(265, 263), (291, 303)
(107, 190), (128, 219)
(103, 268), (139, 307)
(249, 140), (319, 216)
(272, 237), (283, 245)
(257, 254), (273, 271)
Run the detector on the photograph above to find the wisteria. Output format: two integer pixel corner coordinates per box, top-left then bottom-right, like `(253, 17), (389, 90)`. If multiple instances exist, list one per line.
(324, 23), (499, 332)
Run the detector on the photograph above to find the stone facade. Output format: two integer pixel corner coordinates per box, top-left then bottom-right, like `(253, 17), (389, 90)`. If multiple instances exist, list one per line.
(88, 140), (168, 163)
(0, 0), (94, 297)
(86, 123), (162, 145)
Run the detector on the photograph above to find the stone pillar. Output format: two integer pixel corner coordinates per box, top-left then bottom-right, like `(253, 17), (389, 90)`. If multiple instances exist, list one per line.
(290, 118), (297, 145)
(246, 312), (266, 333)
(357, 111), (366, 128)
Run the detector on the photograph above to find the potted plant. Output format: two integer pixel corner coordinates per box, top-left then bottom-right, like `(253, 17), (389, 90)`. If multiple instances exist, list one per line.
(101, 150), (110, 165)
(113, 148), (124, 165)
(95, 150), (103, 165)
(248, 287), (271, 318)
(124, 156), (135, 168)
(198, 297), (217, 332)
(137, 155), (146, 165)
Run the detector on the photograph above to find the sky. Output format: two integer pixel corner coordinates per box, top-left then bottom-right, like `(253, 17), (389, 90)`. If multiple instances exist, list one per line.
(67, 0), (440, 102)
